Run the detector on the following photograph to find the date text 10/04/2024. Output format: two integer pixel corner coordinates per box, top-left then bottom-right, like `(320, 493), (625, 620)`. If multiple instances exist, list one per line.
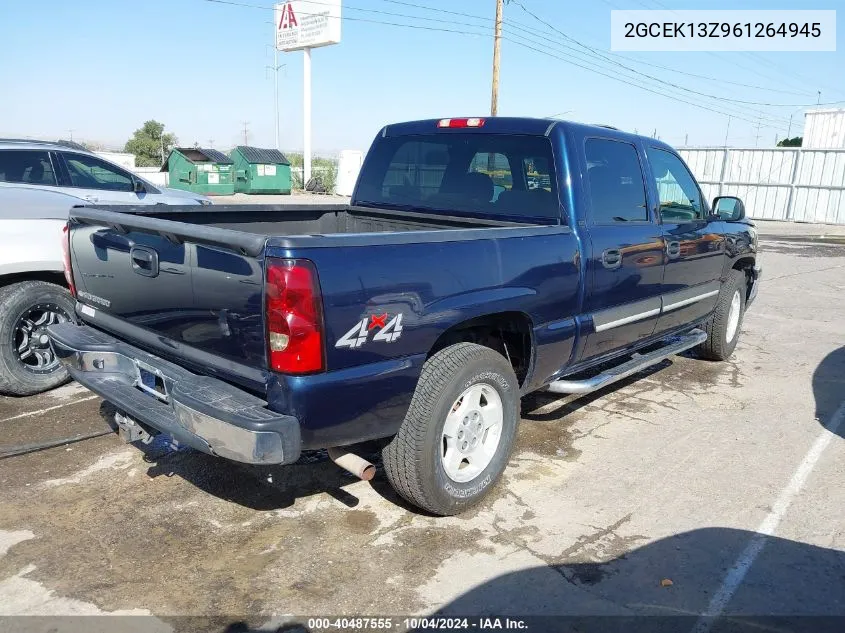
(306, 617), (528, 630)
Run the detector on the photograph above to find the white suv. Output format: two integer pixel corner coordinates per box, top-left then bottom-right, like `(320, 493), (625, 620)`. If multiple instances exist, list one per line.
(0, 139), (212, 205)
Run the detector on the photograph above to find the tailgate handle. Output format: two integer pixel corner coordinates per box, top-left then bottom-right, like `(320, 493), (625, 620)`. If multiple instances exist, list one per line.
(130, 246), (159, 278)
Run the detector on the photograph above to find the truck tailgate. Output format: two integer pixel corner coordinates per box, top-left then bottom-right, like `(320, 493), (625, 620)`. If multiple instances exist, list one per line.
(68, 208), (269, 391)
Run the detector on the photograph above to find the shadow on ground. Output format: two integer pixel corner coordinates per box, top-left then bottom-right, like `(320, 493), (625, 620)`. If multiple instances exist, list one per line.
(813, 346), (845, 438)
(205, 527), (845, 633)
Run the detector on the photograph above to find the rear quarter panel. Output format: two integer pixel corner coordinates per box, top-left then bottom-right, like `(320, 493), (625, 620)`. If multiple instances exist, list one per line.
(0, 219), (65, 276)
(267, 228), (581, 447)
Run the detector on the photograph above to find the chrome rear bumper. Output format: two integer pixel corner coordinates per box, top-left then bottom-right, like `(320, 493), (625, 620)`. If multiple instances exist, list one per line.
(47, 322), (301, 465)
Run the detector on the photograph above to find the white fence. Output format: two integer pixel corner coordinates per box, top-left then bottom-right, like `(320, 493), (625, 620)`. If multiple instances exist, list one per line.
(133, 166), (168, 187)
(679, 147), (845, 224)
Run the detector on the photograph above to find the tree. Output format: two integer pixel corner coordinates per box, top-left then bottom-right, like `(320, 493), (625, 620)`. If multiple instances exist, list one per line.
(124, 120), (177, 167)
(777, 136), (803, 147)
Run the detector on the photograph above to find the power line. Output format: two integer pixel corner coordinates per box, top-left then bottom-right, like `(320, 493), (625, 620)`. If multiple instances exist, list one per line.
(383, 0), (812, 98)
(200, 0), (798, 130)
(506, 0), (831, 109)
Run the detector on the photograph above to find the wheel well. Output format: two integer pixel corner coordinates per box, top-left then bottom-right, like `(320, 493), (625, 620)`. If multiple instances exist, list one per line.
(732, 257), (756, 300)
(428, 312), (533, 387)
(0, 271), (67, 290)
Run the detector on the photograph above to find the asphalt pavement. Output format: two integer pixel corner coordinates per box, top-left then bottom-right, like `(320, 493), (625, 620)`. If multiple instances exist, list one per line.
(0, 226), (843, 633)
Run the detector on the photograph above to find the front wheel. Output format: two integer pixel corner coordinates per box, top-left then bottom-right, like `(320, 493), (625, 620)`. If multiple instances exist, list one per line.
(0, 281), (75, 396)
(382, 343), (520, 516)
(697, 270), (747, 361)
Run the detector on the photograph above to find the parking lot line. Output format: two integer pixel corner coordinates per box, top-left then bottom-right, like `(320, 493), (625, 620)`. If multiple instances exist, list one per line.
(0, 394), (99, 424)
(692, 400), (845, 632)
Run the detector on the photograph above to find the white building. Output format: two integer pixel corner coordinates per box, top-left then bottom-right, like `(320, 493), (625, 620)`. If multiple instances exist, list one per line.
(803, 109), (845, 149)
(94, 151), (136, 169)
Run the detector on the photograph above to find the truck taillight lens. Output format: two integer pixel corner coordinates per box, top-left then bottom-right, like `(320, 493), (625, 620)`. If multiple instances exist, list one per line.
(265, 258), (324, 374)
(61, 223), (76, 297)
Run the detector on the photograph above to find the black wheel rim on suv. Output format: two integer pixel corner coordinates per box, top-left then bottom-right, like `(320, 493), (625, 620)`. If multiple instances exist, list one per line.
(13, 303), (71, 373)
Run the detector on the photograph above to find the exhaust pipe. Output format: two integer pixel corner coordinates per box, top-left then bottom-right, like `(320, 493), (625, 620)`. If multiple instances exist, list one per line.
(327, 446), (376, 481)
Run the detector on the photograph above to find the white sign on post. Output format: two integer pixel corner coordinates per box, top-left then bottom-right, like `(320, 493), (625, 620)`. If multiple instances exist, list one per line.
(274, 0), (341, 189)
(275, 0), (341, 52)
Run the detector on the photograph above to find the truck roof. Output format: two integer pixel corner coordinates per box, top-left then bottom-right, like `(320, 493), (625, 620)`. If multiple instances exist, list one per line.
(380, 117), (677, 151)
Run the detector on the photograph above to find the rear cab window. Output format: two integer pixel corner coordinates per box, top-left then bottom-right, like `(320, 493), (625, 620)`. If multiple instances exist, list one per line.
(354, 133), (560, 223)
(0, 150), (58, 186)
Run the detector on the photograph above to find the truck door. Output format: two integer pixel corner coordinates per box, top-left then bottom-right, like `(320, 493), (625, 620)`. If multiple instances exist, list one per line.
(579, 136), (665, 362)
(645, 147), (726, 334)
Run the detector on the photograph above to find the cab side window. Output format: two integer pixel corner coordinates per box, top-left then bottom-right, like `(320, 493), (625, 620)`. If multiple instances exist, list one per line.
(649, 149), (704, 221)
(62, 152), (134, 192)
(585, 139), (648, 223)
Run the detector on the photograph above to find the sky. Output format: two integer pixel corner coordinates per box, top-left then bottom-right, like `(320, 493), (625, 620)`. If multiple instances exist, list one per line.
(0, 0), (842, 155)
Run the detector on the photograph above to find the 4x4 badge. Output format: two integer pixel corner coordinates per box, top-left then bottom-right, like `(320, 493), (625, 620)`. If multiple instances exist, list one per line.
(336, 313), (404, 349)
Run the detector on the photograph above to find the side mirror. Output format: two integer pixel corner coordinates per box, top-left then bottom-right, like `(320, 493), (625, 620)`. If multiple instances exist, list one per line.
(133, 179), (146, 193)
(713, 196), (746, 222)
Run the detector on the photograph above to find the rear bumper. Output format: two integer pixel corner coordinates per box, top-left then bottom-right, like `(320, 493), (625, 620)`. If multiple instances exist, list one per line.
(47, 323), (301, 465)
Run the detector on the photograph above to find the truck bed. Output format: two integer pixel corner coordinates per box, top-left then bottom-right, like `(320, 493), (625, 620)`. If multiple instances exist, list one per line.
(66, 203), (568, 399)
(92, 203), (535, 241)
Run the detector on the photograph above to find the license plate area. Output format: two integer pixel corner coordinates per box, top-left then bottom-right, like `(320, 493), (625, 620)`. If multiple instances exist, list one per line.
(136, 362), (169, 402)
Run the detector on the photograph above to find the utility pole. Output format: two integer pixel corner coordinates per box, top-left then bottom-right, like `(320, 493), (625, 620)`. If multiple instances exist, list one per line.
(723, 115), (731, 147)
(68, 129), (75, 142)
(490, 0), (503, 116)
(684, 133), (689, 146)
(754, 116), (762, 148)
(160, 125), (166, 165)
(817, 90), (821, 105)
(208, 139), (214, 148)
(242, 121), (249, 146)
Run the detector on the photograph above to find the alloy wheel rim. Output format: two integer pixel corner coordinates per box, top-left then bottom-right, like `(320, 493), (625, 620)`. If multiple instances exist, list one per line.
(13, 304), (70, 373)
(726, 291), (741, 343)
(441, 382), (504, 483)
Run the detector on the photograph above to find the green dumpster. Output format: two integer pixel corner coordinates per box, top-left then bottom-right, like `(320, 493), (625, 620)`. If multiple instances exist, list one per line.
(161, 147), (235, 196)
(229, 146), (291, 194)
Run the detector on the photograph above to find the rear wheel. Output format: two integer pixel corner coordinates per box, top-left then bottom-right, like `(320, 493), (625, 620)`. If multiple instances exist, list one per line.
(697, 270), (747, 361)
(0, 281), (75, 396)
(383, 343), (519, 516)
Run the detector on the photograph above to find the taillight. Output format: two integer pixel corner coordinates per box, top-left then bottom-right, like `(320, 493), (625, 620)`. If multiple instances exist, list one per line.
(265, 258), (324, 374)
(61, 223), (76, 297)
(437, 118), (485, 128)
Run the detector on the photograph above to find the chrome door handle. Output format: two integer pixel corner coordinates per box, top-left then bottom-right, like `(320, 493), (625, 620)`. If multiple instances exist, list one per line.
(666, 241), (681, 257)
(601, 248), (622, 269)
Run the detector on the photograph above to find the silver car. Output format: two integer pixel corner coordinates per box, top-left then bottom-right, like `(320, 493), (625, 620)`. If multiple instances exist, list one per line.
(0, 139), (212, 205)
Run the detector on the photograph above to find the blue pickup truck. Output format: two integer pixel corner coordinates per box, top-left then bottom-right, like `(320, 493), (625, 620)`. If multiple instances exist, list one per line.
(48, 117), (759, 515)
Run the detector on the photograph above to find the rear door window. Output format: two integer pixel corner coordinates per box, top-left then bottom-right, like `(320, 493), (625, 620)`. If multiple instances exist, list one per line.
(585, 138), (649, 223)
(0, 150), (58, 186)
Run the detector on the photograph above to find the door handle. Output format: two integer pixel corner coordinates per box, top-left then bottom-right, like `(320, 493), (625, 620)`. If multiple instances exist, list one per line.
(666, 241), (681, 258)
(601, 248), (622, 269)
(130, 246), (160, 278)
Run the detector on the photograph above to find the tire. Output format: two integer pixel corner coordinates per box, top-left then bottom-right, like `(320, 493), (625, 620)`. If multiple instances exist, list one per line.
(383, 343), (520, 516)
(0, 281), (75, 396)
(697, 270), (746, 361)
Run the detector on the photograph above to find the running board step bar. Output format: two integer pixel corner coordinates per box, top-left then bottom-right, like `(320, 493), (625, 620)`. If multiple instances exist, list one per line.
(546, 328), (707, 395)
